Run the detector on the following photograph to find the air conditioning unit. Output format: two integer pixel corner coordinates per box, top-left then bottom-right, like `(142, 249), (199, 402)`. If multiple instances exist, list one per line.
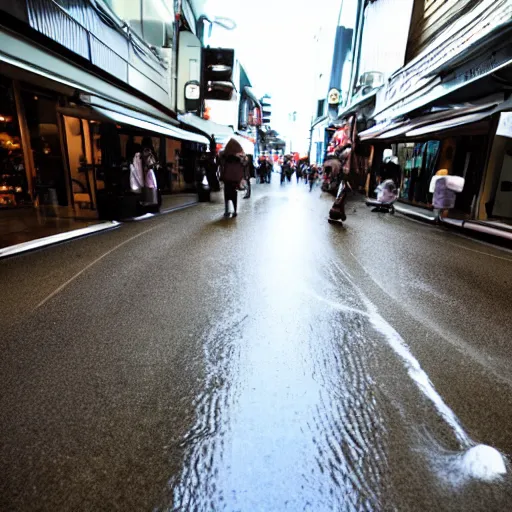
(358, 71), (384, 89)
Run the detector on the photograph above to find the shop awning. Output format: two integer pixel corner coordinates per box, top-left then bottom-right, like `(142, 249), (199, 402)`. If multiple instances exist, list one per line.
(179, 113), (235, 138)
(92, 106), (209, 145)
(243, 87), (262, 109)
(404, 111), (493, 137)
(359, 95), (506, 141)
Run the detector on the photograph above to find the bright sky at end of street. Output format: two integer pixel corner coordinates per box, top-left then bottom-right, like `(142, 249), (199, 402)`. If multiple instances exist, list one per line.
(191, 0), (342, 149)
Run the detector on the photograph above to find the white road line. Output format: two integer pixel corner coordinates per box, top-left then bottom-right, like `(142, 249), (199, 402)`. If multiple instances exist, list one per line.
(35, 225), (160, 310)
(315, 261), (506, 482)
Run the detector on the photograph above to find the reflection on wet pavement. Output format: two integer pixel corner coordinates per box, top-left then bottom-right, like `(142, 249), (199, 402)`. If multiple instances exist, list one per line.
(3, 183), (512, 511)
(167, 188), (510, 511)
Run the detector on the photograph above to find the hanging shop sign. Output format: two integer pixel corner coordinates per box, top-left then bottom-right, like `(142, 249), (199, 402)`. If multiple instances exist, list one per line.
(328, 88), (341, 105)
(497, 112), (512, 138)
(377, 0), (512, 118)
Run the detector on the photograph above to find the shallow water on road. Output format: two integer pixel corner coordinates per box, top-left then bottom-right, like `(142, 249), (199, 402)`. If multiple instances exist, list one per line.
(166, 188), (511, 511)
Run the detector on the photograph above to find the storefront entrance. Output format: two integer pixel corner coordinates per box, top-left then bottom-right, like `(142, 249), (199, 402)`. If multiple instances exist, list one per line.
(452, 136), (489, 215)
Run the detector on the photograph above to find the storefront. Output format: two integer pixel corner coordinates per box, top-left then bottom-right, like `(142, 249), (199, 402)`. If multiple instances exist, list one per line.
(0, 69), (209, 233)
(479, 112), (512, 221)
(362, 123), (494, 219)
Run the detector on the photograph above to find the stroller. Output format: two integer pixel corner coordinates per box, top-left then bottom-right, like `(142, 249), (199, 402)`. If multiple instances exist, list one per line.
(366, 179), (398, 214)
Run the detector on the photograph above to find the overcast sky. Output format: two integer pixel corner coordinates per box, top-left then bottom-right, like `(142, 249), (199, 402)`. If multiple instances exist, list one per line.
(194, 0), (342, 150)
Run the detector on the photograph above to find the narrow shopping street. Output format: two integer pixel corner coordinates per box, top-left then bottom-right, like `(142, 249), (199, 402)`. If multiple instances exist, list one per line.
(2, 180), (512, 511)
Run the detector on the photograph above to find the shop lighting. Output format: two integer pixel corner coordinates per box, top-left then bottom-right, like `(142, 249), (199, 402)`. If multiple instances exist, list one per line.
(33, 96), (38, 100)
(0, 116), (5, 122)
(15, 187), (22, 193)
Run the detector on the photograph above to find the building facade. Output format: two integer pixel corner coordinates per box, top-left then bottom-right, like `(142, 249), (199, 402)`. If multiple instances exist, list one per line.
(320, 0), (512, 224)
(0, 0), (214, 234)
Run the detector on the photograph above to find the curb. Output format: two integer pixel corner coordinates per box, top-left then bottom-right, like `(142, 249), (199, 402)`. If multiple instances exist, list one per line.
(0, 221), (120, 259)
(394, 204), (437, 222)
(0, 201), (201, 259)
(393, 204), (512, 242)
(461, 221), (512, 241)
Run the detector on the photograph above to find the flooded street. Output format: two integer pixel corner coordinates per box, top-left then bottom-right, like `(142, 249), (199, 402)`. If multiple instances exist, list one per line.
(2, 182), (512, 510)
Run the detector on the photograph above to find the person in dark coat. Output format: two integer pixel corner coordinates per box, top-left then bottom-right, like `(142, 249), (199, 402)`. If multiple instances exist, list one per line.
(219, 138), (245, 217)
(244, 155), (255, 199)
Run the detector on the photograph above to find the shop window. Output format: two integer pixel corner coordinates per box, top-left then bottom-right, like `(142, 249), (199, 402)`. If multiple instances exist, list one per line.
(0, 77), (29, 208)
(399, 140), (440, 204)
(107, 0), (173, 47)
(142, 0), (173, 47)
(20, 89), (68, 208)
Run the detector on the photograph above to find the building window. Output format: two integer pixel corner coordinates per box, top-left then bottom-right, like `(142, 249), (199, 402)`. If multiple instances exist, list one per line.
(107, 0), (143, 37)
(142, 0), (173, 47)
(316, 142), (323, 164)
(106, 0), (174, 47)
(317, 99), (325, 118)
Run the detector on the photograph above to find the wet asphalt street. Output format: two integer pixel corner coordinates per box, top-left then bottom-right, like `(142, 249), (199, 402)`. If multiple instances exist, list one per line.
(2, 178), (512, 511)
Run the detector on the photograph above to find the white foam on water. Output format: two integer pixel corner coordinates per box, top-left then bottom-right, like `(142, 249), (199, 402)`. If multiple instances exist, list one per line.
(461, 445), (507, 481)
(309, 265), (507, 483)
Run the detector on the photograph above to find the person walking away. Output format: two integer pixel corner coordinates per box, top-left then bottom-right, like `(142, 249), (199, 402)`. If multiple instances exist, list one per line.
(219, 138), (245, 217)
(140, 137), (159, 208)
(296, 163), (302, 183)
(244, 155), (255, 199)
(286, 161), (293, 182)
(309, 165), (318, 191)
(281, 160), (289, 184)
(258, 157), (266, 184)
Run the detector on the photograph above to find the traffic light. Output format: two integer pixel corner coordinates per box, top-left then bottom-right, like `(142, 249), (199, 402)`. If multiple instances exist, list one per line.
(202, 48), (236, 101)
(260, 95), (271, 125)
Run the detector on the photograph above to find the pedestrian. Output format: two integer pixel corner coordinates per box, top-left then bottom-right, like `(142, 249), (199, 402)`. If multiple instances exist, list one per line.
(430, 169), (464, 222)
(309, 165), (318, 191)
(258, 157), (266, 184)
(286, 160), (293, 182)
(281, 160), (288, 184)
(219, 138), (245, 217)
(140, 136), (159, 206)
(244, 155), (255, 199)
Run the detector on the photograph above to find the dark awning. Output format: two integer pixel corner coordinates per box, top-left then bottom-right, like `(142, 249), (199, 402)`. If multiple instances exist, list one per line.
(359, 94), (507, 141)
(243, 87), (261, 109)
(92, 106), (209, 145)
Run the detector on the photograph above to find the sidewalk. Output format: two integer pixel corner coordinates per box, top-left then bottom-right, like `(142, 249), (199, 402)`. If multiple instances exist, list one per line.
(0, 194), (198, 259)
(394, 201), (512, 241)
